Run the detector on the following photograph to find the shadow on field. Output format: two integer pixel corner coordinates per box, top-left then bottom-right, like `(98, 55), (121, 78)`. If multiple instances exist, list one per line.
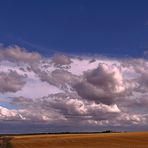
(0, 136), (13, 148)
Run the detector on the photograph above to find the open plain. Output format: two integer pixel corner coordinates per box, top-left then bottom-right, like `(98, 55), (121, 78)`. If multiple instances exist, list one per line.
(1, 132), (148, 148)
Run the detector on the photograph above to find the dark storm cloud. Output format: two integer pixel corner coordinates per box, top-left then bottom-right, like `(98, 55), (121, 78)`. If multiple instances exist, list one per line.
(84, 64), (117, 91)
(74, 81), (115, 105)
(73, 63), (125, 105)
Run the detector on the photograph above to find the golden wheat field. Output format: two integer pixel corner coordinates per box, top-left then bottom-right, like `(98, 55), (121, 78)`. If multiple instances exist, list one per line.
(1, 132), (148, 148)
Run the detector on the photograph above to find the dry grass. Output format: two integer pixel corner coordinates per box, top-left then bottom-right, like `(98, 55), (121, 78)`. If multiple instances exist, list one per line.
(7, 132), (148, 148)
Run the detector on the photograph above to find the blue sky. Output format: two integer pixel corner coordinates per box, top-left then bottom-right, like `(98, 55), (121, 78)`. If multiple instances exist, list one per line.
(0, 0), (148, 57)
(1, 1), (148, 134)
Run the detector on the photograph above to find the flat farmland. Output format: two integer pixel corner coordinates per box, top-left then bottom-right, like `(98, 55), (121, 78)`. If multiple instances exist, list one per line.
(2, 132), (148, 148)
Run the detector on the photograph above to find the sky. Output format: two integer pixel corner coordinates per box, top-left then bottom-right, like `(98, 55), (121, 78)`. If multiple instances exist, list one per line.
(0, 1), (148, 134)
(1, 0), (148, 56)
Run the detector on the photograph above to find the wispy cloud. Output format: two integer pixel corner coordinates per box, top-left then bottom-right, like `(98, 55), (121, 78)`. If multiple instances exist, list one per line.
(6, 35), (57, 55)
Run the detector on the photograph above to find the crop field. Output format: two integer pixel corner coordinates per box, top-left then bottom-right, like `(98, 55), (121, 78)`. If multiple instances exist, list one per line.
(1, 132), (148, 148)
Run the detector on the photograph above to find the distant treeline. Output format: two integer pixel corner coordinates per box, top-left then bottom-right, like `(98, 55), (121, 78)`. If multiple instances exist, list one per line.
(0, 130), (122, 137)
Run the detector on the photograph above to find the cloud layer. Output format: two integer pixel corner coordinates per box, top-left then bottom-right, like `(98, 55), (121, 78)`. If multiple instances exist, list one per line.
(0, 45), (148, 133)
